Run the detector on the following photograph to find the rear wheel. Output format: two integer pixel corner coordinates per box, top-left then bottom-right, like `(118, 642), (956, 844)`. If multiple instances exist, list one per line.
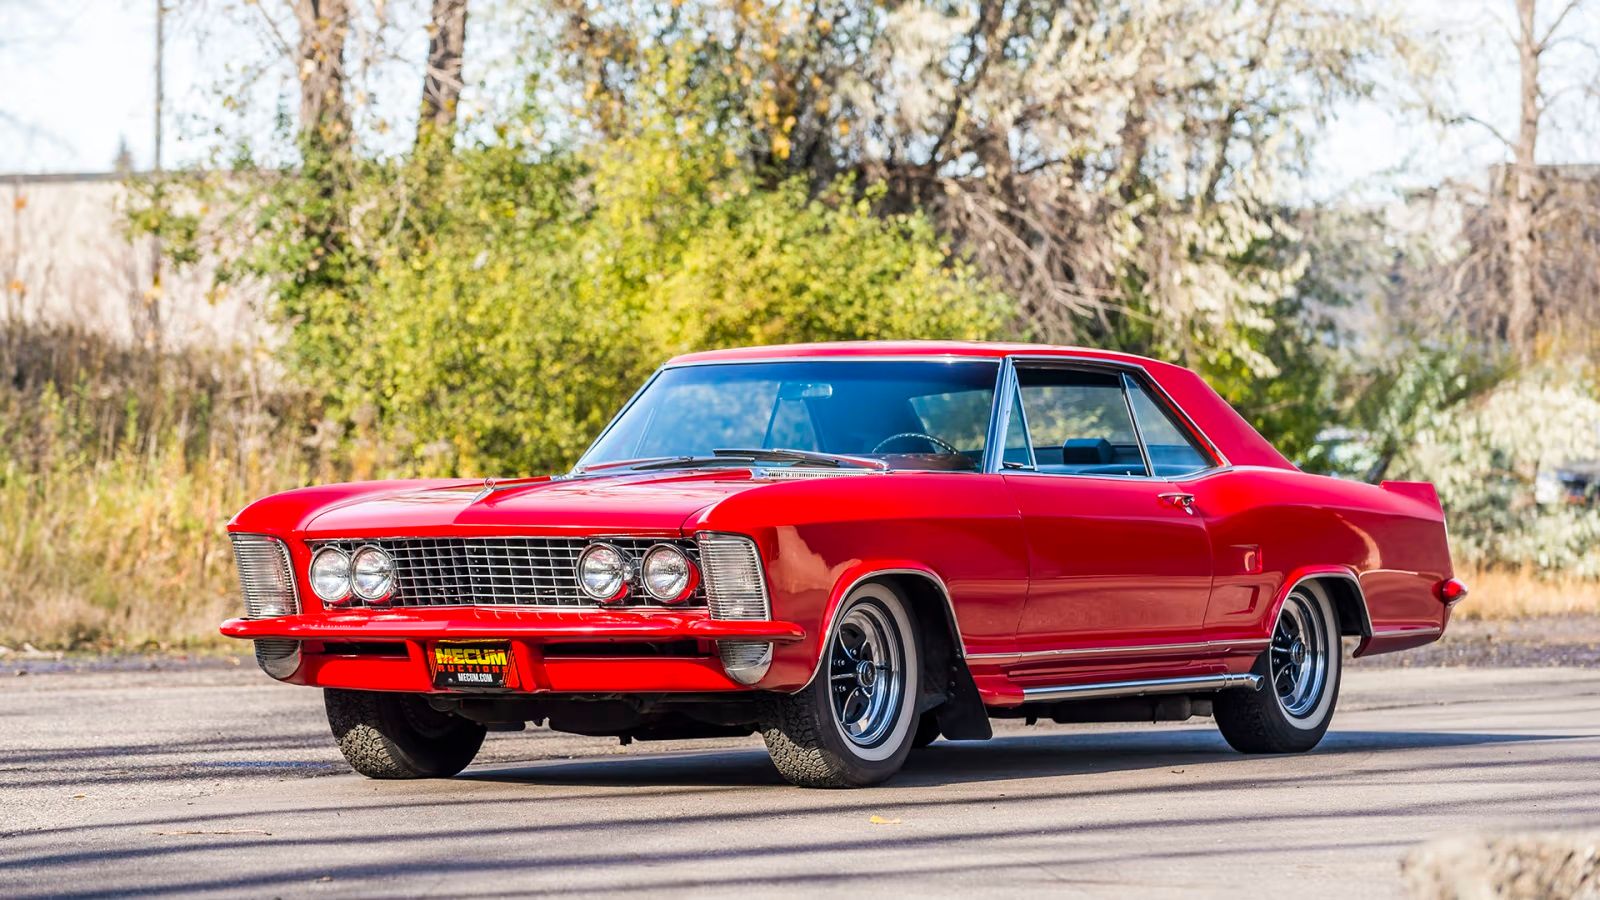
(325, 689), (486, 779)
(762, 582), (921, 787)
(1215, 581), (1342, 754)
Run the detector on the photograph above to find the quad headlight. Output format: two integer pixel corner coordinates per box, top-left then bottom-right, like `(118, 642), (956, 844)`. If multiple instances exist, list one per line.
(309, 546), (352, 605)
(641, 544), (697, 603)
(577, 543), (631, 603)
(575, 542), (699, 605)
(350, 545), (395, 603)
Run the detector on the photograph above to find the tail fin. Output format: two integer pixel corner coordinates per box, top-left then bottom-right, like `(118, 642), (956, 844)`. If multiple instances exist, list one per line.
(1381, 480), (1443, 512)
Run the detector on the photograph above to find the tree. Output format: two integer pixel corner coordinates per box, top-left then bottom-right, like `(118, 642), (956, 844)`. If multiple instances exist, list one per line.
(1444, 0), (1600, 356)
(418, 0), (470, 148)
(345, 92), (1012, 474)
(547, 0), (1420, 451)
(293, 0), (351, 154)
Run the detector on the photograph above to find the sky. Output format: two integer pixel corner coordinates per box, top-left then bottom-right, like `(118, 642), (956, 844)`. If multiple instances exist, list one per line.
(2, 0), (1595, 199)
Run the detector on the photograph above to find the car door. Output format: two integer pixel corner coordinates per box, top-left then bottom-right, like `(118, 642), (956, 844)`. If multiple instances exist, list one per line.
(1001, 362), (1216, 653)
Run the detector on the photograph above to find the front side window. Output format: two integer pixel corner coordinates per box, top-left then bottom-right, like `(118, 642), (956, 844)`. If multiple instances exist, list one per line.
(1013, 367), (1147, 476)
(579, 359), (1001, 472)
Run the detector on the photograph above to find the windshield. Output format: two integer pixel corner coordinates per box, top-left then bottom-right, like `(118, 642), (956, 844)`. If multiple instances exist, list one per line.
(578, 359), (1002, 472)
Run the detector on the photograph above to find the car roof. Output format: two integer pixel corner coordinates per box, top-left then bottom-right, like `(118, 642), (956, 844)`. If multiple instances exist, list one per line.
(668, 340), (1167, 367)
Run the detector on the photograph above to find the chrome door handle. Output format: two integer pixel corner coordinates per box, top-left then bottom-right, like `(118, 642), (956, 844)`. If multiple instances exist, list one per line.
(1159, 492), (1196, 514)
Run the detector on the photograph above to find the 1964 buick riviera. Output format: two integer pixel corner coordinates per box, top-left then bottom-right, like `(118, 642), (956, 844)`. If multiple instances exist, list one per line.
(222, 342), (1465, 787)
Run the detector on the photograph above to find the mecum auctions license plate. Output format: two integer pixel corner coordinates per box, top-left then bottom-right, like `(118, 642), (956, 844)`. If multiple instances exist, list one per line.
(432, 642), (512, 689)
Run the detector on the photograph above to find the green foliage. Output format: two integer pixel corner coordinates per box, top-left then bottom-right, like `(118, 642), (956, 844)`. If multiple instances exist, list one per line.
(1353, 347), (1510, 483)
(335, 102), (1009, 475)
(1389, 361), (1600, 576)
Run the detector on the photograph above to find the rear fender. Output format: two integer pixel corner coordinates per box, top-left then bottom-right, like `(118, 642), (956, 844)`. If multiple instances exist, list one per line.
(1267, 566), (1373, 640)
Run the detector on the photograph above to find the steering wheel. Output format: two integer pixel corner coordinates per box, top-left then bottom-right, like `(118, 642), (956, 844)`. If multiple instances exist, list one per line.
(871, 432), (962, 455)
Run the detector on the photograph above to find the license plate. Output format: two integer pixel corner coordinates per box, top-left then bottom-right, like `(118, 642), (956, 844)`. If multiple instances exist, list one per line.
(432, 642), (512, 689)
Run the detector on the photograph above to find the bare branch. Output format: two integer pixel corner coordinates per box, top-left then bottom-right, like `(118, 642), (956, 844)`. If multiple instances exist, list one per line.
(1537, 0), (1585, 52)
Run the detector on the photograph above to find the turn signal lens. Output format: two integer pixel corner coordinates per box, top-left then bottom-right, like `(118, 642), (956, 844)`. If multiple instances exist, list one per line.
(641, 544), (697, 603)
(309, 547), (352, 605)
(577, 543), (630, 603)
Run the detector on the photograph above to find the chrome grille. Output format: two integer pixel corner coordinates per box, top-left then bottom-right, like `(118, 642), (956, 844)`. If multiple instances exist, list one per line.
(230, 534), (299, 619)
(698, 533), (771, 620)
(309, 536), (706, 608)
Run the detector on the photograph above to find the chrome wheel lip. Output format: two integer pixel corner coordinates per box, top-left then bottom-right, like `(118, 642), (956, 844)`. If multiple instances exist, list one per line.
(1270, 591), (1329, 718)
(828, 602), (906, 749)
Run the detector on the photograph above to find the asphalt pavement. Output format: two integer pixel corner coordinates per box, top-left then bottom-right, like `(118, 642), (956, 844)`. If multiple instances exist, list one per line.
(2, 663), (1598, 898)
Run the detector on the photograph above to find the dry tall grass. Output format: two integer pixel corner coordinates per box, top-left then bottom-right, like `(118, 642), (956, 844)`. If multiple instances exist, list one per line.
(1, 324), (1593, 649)
(1452, 567), (1600, 620)
(0, 324), (340, 650)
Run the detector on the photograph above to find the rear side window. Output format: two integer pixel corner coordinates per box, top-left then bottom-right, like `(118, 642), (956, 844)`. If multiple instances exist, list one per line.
(1014, 368), (1146, 476)
(1126, 379), (1213, 477)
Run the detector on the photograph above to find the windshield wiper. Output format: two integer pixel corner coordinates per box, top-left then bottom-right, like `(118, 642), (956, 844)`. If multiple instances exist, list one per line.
(624, 455), (759, 471)
(570, 457), (693, 475)
(573, 448), (888, 475)
(713, 448), (889, 471)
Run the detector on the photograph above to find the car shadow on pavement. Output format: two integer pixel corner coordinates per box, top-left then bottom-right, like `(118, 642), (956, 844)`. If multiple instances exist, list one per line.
(4, 728), (1592, 900)
(458, 726), (1582, 790)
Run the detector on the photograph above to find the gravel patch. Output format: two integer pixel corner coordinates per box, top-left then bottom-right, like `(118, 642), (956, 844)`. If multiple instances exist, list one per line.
(1353, 615), (1600, 669)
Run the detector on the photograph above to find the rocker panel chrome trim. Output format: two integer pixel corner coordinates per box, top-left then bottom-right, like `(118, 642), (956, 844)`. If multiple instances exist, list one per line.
(1021, 673), (1263, 703)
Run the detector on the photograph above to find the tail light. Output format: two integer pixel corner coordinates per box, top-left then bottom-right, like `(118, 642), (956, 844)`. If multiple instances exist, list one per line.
(1436, 578), (1469, 605)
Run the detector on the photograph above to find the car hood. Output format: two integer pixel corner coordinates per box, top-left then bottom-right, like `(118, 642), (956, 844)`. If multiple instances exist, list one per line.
(303, 470), (769, 537)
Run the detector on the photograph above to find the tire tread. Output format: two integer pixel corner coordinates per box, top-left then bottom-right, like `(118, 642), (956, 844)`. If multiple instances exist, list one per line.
(324, 688), (485, 779)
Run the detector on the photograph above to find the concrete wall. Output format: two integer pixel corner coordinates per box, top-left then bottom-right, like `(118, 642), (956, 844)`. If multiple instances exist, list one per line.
(1, 172), (270, 349)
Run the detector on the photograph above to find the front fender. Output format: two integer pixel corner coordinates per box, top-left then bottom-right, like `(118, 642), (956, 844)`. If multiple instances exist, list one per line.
(758, 557), (956, 694)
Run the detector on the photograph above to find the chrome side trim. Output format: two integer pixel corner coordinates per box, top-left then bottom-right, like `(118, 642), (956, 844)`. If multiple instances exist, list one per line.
(1368, 626), (1443, 640)
(1120, 372), (1157, 477)
(1022, 673), (1262, 703)
(802, 567), (967, 688)
(968, 637), (1270, 664)
(982, 358), (1018, 474)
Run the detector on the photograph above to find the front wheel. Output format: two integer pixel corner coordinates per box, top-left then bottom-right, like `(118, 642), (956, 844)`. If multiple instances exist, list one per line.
(762, 582), (922, 788)
(1215, 581), (1342, 754)
(325, 689), (486, 779)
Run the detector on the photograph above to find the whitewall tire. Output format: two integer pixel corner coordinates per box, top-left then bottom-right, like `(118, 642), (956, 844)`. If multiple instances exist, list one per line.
(1215, 580), (1343, 753)
(761, 582), (921, 787)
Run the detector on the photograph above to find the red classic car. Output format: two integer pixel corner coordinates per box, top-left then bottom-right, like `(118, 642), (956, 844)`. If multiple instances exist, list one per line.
(223, 341), (1464, 787)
